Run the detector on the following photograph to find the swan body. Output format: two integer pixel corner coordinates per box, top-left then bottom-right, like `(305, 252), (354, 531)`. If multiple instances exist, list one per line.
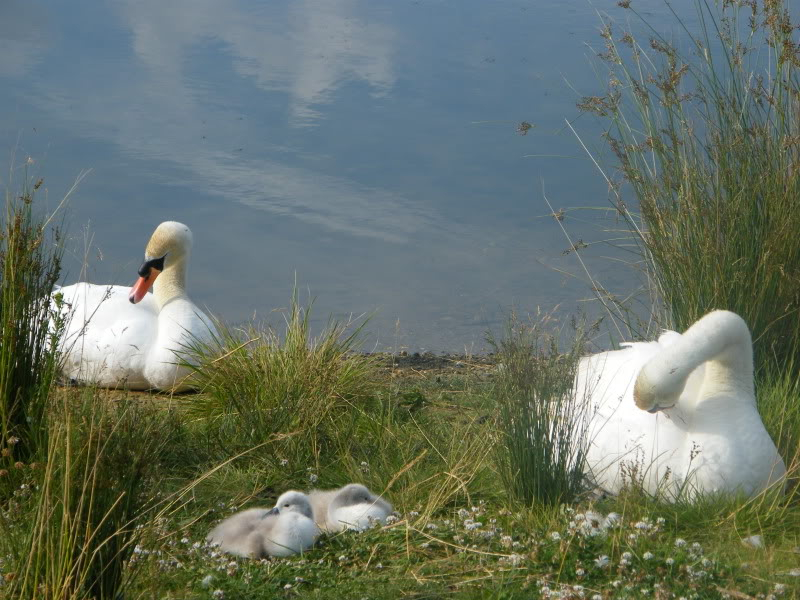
(53, 222), (215, 391)
(206, 491), (318, 558)
(578, 310), (786, 500)
(308, 484), (393, 532)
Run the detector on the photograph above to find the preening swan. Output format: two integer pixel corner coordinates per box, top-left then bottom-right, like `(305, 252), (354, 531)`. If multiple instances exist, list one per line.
(206, 491), (318, 558)
(578, 310), (786, 499)
(308, 484), (393, 532)
(53, 221), (215, 391)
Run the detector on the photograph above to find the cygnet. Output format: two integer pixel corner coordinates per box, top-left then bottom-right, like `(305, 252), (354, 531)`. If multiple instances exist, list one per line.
(309, 483), (393, 532)
(206, 491), (318, 558)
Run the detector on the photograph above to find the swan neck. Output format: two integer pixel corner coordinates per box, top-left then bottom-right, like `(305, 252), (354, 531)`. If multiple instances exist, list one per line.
(641, 311), (754, 409)
(153, 255), (188, 309)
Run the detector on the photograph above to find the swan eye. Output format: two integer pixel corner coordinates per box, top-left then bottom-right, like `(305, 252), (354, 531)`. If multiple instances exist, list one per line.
(283, 503), (290, 508)
(137, 254), (166, 277)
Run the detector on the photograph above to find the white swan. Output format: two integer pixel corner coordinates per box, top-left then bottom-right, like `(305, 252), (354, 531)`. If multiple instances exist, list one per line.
(53, 221), (215, 392)
(308, 484), (393, 532)
(578, 310), (786, 500)
(206, 491), (318, 558)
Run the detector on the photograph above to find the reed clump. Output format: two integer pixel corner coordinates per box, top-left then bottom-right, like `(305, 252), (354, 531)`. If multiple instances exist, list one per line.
(490, 314), (592, 506)
(578, 0), (800, 374)
(183, 293), (377, 467)
(0, 175), (64, 484)
(2, 390), (173, 600)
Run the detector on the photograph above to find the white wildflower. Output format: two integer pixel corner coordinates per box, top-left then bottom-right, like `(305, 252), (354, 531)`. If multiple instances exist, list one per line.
(603, 512), (620, 528)
(500, 535), (513, 548)
(742, 535), (763, 549)
(643, 552), (654, 560)
(549, 531), (561, 541)
(666, 557), (675, 566)
(674, 538), (687, 548)
(385, 515), (398, 525)
(200, 575), (214, 588)
(212, 591), (224, 599)
(575, 568), (585, 576)
(465, 521), (482, 531)
(457, 508), (470, 519)
(279, 459), (288, 467)
(308, 473), (318, 484)
(594, 555), (610, 568)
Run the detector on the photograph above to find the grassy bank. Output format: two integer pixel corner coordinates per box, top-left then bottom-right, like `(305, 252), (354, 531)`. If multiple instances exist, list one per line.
(2, 1), (800, 599)
(5, 355), (795, 600)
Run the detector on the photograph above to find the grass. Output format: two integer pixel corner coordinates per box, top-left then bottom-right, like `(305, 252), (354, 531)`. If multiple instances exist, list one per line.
(576, 0), (800, 375)
(3, 389), (176, 600)
(489, 313), (592, 507)
(0, 175), (64, 472)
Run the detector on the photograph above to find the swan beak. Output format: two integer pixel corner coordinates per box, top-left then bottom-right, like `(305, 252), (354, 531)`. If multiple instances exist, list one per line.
(128, 269), (160, 304)
(647, 406), (661, 414)
(265, 507), (279, 517)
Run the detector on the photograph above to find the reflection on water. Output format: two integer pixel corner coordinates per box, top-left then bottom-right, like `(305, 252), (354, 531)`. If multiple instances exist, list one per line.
(0, 0), (692, 351)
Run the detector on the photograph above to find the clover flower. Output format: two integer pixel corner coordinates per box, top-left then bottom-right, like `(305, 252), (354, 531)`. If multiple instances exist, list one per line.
(594, 555), (609, 568)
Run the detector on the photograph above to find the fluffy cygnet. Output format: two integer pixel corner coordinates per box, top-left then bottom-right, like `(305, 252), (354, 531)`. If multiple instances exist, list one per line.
(206, 491), (318, 558)
(309, 483), (393, 532)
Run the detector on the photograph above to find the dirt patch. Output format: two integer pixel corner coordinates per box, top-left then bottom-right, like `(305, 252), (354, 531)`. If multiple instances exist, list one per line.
(368, 351), (497, 379)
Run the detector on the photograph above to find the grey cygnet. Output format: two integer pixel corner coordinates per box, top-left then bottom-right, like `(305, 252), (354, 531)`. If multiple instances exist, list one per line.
(206, 491), (318, 557)
(309, 483), (393, 532)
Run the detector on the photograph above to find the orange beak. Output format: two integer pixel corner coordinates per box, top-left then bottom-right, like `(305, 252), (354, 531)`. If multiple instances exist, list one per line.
(128, 269), (160, 304)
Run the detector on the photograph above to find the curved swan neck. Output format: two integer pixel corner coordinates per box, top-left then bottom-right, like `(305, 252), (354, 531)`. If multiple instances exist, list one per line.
(639, 310), (754, 409)
(153, 253), (189, 309)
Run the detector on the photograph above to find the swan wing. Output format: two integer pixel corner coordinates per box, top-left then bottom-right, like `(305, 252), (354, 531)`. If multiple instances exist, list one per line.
(55, 283), (158, 389)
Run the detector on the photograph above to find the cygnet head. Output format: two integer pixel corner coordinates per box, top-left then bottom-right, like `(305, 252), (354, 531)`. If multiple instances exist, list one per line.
(330, 484), (392, 513)
(129, 221), (193, 304)
(268, 490), (314, 520)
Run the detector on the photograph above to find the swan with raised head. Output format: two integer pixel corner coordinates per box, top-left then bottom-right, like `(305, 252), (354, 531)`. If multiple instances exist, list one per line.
(53, 221), (215, 391)
(578, 310), (786, 500)
(308, 484), (393, 532)
(206, 491), (318, 558)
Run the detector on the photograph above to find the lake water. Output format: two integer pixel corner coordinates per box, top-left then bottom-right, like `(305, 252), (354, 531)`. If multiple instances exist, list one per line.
(0, 0), (698, 352)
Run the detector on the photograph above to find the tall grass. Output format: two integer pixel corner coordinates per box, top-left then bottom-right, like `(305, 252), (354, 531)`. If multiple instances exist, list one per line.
(490, 314), (591, 506)
(0, 177), (64, 470)
(578, 0), (800, 373)
(183, 293), (376, 467)
(3, 390), (175, 600)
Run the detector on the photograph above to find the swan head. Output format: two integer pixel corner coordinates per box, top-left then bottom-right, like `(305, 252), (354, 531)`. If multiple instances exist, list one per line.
(129, 222), (193, 304)
(266, 491), (314, 520)
(329, 484), (392, 514)
(633, 369), (683, 413)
